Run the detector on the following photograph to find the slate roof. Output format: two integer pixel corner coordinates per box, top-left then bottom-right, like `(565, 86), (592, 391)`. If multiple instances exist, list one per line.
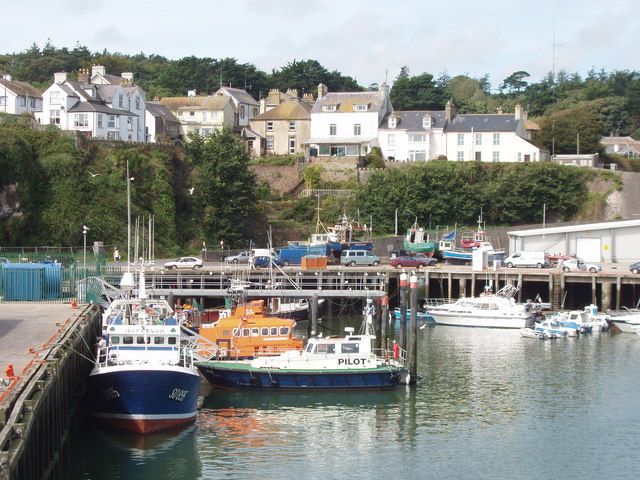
(146, 102), (179, 123)
(68, 101), (129, 115)
(445, 114), (519, 132)
(0, 78), (42, 97)
(216, 86), (258, 105)
(379, 111), (447, 130)
(311, 90), (386, 114)
(159, 95), (232, 111)
(251, 101), (311, 121)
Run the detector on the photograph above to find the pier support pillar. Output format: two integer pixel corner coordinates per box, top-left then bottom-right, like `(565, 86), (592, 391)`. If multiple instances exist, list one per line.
(399, 273), (408, 352)
(310, 294), (319, 338)
(602, 282), (613, 311)
(409, 274), (418, 384)
(381, 295), (389, 349)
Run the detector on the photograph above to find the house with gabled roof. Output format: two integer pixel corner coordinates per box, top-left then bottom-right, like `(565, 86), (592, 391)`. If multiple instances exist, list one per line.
(159, 94), (236, 139)
(145, 102), (181, 143)
(0, 74), (42, 115)
(305, 83), (391, 160)
(600, 135), (640, 159)
(378, 110), (447, 161)
(248, 96), (312, 156)
(36, 68), (145, 141)
(213, 86), (259, 129)
(442, 103), (544, 162)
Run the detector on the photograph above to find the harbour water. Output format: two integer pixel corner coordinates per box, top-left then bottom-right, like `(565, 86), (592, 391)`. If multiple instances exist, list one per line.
(68, 317), (640, 479)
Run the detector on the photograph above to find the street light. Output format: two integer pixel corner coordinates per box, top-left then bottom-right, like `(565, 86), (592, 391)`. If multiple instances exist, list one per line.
(83, 225), (89, 302)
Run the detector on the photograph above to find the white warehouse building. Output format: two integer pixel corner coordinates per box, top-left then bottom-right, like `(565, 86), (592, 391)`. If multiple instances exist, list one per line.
(507, 219), (640, 263)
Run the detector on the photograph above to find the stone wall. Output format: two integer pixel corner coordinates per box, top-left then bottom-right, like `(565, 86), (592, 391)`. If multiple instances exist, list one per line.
(249, 164), (304, 195)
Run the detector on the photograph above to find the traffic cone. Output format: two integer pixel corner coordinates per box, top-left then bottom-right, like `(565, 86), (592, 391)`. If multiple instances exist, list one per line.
(5, 364), (15, 378)
(71, 299), (78, 309)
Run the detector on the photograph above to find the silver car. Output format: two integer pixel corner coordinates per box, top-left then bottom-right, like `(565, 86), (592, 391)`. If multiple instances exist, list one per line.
(561, 258), (601, 273)
(163, 256), (203, 270)
(224, 251), (252, 264)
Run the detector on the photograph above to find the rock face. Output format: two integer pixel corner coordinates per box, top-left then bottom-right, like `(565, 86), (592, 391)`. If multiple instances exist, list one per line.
(0, 183), (22, 220)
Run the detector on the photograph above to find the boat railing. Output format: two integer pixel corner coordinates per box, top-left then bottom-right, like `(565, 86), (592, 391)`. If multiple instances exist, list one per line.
(251, 346), (304, 357)
(423, 298), (453, 309)
(374, 347), (407, 366)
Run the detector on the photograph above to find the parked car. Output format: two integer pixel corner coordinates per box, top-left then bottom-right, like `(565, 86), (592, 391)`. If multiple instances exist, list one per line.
(253, 255), (284, 269)
(163, 256), (203, 270)
(391, 255), (437, 269)
(630, 261), (640, 274)
(225, 251), (253, 264)
(390, 248), (411, 259)
(561, 258), (602, 273)
(340, 250), (381, 266)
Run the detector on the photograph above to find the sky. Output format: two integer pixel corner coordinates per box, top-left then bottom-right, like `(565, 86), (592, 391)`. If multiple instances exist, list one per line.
(2, 0), (639, 91)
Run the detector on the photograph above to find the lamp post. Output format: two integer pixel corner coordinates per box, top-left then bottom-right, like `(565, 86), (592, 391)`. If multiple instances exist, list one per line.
(83, 225), (89, 302)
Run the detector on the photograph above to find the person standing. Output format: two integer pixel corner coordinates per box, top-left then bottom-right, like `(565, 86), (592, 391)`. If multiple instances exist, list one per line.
(113, 248), (120, 263)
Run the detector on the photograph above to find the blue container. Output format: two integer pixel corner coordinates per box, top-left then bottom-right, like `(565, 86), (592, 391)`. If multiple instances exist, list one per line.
(1, 262), (62, 300)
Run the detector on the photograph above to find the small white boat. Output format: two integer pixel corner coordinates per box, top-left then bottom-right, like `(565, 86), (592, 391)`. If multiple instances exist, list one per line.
(520, 327), (564, 339)
(535, 318), (577, 336)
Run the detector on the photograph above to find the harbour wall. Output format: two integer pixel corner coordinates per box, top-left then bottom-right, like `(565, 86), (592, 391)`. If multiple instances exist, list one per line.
(0, 305), (100, 480)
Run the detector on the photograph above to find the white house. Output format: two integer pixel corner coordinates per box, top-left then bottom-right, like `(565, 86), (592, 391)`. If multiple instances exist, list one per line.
(442, 103), (544, 162)
(0, 74), (43, 115)
(145, 102), (181, 143)
(213, 86), (259, 128)
(305, 83), (391, 159)
(36, 67), (146, 142)
(378, 110), (447, 161)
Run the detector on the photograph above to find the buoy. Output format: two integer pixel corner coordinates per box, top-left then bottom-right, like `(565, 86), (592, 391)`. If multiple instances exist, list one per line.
(71, 299), (78, 309)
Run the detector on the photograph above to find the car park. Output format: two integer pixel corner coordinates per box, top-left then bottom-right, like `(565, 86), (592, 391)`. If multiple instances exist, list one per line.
(163, 256), (203, 269)
(340, 250), (380, 266)
(224, 251), (253, 264)
(561, 258), (602, 273)
(630, 261), (640, 274)
(391, 255), (437, 269)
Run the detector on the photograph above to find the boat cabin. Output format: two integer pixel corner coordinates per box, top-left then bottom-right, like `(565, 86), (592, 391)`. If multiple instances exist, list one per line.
(101, 324), (182, 365)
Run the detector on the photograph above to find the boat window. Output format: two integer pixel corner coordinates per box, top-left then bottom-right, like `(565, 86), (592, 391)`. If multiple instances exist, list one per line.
(305, 343), (315, 353)
(316, 343), (336, 354)
(242, 328), (250, 337)
(110, 336), (120, 344)
(279, 326), (290, 335)
(341, 343), (360, 354)
(270, 327), (278, 335)
(261, 327), (269, 336)
(168, 337), (177, 345)
(252, 328), (259, 336)
(489, 303), (499, 310)
(154, 337), (165, 344)
(136, 336), (151, 344)
(123, 336), (134, 345)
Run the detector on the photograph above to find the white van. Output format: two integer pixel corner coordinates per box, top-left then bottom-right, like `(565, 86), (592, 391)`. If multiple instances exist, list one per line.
(504, 251), (550, 269)
(252, 248), (276, 258)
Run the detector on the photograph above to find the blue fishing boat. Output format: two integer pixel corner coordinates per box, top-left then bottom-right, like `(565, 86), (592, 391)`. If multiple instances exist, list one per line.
(87, 270), (202, 434)
(326, 214), (373, 254)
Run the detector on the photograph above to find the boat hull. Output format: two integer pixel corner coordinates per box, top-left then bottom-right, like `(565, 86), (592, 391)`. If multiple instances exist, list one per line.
(430, 312), (528, 329)
(442, 250), (506, 263)
(403, 241), (437, 255)
(328, 241), (373, 253)
(87, 365), (201, 434)
(196, 362), (408, 391)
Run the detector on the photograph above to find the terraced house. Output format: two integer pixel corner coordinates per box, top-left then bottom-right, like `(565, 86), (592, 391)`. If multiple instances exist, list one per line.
(0, 73), (42, 115)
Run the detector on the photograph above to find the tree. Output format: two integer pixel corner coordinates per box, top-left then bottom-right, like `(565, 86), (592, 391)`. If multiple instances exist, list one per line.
(533, 105), (606, 154)
(390, 72), (447, 111)
(186, 128), (259, 247)
(501, 71), (530, 94)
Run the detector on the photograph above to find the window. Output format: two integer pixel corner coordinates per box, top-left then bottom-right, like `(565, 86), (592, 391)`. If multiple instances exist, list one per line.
(135, 97), (140, 110)
(423, 116), (432, 128)
(493, 133), (500, 145)
(107, 115), (116, 128)
(323, 104), (337, 111)
(457, 151), (464, 161)
(252, 108), (258, 117)
(50, 91), (61, 105)
(30, 98), (36, 108)
(329, 124), (336, 135)
(457, 133), (464, 146)
(19, 97), (26, 106)
(388, 134), (395, 146)
(266, 121), (274, 132)
(74, 113), (89, 127)
(266, 136), (274, 150)
(123, 336), (134, 345)
(127, 118), (133, 130)
(202, 111), (207, 122)
(289, 121), (296, 132)
(0, 96), (7, 106)
(330, 146), (346, 156)
(353, 124), (361, 136)
(168, 337), (177, 345)
(533, 152), (537, 161)
(475, 151), (482, 161)
(475, 133), (482, 146)
(97, 114), (103, 128)
(242, 328), (250, 337)
(107, 131), (119, 139)
(270, 327), (278, 335)
(251, 328), (259, 336)
(240, 106), (245, 119)
(319, 145), (330, 155)
(190, 111), (195, 116)
(409, 150), (427, 161)
(346, 145), (358, 155)
(261, 327), (269, 336)
(493, 151), (500, 162)
(154, 337), (165, 344)
(178, 111), (183, 116)
(518, 152), (522, 162)
(279, 326), (290, 335)
(341, 343), (360, 354)
(118, 94), (124, 107)
(289, 136), (296, 154)
(409, 134), (426, 143)
(50, 110), (60, 125)
(388, 117), (397, 128)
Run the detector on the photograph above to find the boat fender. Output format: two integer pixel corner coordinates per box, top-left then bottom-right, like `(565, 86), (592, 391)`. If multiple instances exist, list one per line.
(392, 342), (399, 359)
(270, 380), (280, 388)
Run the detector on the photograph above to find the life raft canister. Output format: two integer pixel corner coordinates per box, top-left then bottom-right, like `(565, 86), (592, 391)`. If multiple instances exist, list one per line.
(393, 343), (400, 359)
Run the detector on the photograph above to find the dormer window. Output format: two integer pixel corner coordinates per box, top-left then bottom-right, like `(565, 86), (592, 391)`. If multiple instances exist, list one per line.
(422, 116), (433, 129)
(323, 104), (338, 112)
(354, 104), (369, 111)
(388, 117), (397, 128)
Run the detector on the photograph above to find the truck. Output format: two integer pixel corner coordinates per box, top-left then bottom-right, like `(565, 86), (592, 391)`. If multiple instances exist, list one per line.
(504, 251), (550, 269)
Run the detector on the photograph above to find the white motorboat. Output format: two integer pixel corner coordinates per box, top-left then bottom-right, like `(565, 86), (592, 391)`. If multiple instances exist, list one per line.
(428, 284), (537, 329)
(607, 309), (640, 333)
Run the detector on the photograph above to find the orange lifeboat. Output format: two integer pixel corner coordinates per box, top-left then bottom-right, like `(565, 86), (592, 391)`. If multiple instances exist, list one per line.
(197, 299), (303, 360)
